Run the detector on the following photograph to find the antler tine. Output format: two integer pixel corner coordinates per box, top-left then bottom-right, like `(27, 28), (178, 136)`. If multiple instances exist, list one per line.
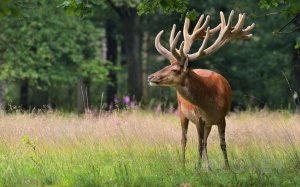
(188, 27), (210, 61)
(193, 15), (210, 40)
(178, 41), (185, 64)
(182, 17), (192, 54)
(155, 30), (177, 62)
(240, 23), (255, 39)
(179, 42), (185, 56)
(230, 13), (255, 40)
(232, 13), (245, 33)
(170, 24), (176, 46)
(193, 15), (204, 33)
(243, 23), (255, 33)
(170, 30), (182, 60)
(199, 16), (210, 31)
(227, 10), (234, 28)
(220, 11), (226, 29)
(183, 17), (190, 42)
(209, 24), (221, 33)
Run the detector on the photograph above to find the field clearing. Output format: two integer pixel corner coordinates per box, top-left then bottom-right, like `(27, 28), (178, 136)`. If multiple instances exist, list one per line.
(0, 110), (299, 186)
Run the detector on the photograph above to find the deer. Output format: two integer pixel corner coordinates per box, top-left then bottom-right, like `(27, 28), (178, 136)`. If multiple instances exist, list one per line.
(148, 10), (255, 171)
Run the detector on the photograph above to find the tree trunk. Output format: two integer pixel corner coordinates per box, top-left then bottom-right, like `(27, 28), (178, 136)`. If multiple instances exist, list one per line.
(121, 9), (142, 101)
(20, 79), (29, 110)
(142, 31), (149, 99)
(105, 20), (118, 109)
(292, 14), (300, 113)
(0, 81), (5, 111)
(293, 47), (300, 112)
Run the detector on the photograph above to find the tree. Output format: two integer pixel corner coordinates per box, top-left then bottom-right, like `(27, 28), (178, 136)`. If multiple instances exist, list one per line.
(109, 2), (142, 101)
(0, 0), (109, 111)
(0, 0), (20, 110)
(105, 19), (118, 109)
(1, 0), (297, 111)
(60, 0), (143, 102)
(259, 0), (300, 111)
(0, 0), (20, 18)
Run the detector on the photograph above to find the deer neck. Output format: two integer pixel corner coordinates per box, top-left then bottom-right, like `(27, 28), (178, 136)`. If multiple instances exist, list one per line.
(176, 70), (213, 107)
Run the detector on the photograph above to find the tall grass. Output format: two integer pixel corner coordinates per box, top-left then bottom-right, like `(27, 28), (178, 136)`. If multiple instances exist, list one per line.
(0, 110), (299, 186)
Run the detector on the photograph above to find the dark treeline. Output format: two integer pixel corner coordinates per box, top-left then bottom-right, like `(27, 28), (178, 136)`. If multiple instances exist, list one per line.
(0, 0), (299, 112)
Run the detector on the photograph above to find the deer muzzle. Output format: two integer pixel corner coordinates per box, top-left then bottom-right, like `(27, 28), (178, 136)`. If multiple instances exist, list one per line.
(148, 75), (160, 86)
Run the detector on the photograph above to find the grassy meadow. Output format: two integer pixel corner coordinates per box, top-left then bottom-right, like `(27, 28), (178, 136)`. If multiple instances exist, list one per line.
(0, 110), (299, 186)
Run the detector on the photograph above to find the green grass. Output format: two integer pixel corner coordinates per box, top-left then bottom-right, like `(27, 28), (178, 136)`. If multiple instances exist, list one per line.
(0, 111), (299, 186)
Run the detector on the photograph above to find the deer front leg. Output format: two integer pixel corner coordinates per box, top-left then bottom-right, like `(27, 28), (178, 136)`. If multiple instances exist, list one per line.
(180, 115), (189, 169)
(218, 118), (229, 170)
(202, 124), (212, 171)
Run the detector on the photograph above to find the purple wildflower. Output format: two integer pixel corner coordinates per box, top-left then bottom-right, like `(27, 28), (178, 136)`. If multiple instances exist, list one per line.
(130, 101), (135, 109)
(123, 96), (130, 105)
(155, 104), (162, 114)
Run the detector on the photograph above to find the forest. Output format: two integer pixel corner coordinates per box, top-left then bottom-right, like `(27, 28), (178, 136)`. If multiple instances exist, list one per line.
(0, 1), (299, 186)
(0, 0), (299, 113)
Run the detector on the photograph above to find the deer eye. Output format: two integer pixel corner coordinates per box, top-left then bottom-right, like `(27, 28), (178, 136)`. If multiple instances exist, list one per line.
(171, 69), (179, 73)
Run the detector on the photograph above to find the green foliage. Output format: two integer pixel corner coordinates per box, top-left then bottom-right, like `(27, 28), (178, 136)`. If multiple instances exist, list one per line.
(259, 0), (280, 9)
(138, 0), (300, 18)
(0, 0), (20, 18)
(58, 0), (141, 17)
(0, 0), (109, 90)
(57, 0), (94, 18)
(138, 0), (187, 15)
(295, 38), (300, 49)
(0, 0), (297, 110)
(257, 0), (300, 59)
(138, 0), (200, 20)
(259, 0), (300, 16)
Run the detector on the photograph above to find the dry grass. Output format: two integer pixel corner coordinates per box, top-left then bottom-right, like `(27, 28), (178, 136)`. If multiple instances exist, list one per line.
(0, 110), (299, 148)
(0, 110), (299, 186)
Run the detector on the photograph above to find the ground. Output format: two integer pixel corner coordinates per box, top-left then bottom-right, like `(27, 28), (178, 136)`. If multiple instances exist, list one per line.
(0, 110), (299, 186)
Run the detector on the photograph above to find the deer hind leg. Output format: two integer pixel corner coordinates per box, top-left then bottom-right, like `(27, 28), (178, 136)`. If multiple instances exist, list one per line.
(196, 120), (204, 168)
(196, 119), (212, 171)
(218, 118), (229, 170)
(180, 116), (189, 168)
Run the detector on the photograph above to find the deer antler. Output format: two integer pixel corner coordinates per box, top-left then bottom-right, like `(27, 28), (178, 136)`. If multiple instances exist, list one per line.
(187, 10), (255, 61)
(155, 10), (255, 64)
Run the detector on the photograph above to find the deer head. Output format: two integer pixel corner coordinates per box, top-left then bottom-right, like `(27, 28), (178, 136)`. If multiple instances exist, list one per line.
(148, 10), (255, 87)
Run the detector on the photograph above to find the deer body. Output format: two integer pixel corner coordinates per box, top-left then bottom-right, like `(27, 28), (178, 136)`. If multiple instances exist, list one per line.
(177, 69), (232, 125)
(148, 10), (254, 171)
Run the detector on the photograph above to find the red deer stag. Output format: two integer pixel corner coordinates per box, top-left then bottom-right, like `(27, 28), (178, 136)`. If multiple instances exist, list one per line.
(148, 10), (254, 171)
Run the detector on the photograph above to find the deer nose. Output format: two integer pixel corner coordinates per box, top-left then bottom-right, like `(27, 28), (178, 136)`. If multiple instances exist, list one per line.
(148, 75), (154, 82)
